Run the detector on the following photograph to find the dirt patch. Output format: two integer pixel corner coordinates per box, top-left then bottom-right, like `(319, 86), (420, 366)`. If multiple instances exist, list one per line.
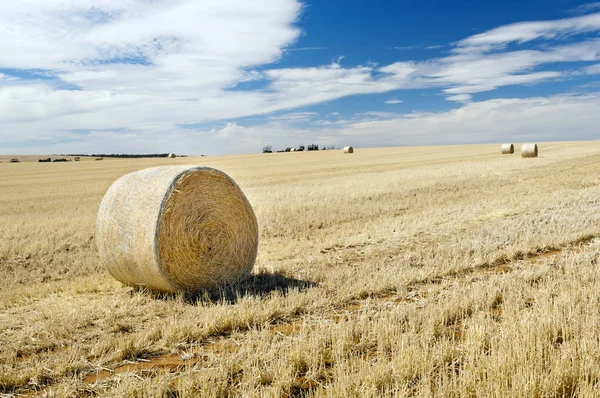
(83, 353), (196, 384)
(270, 319), (306, 337)
(487, 264), (513, 274)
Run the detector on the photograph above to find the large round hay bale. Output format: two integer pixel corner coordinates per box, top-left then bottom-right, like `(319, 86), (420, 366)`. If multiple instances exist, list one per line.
(290, 148), (297, 152)
(96, 166), (258, 293)
(343, 146), (354, 154)
(501, 143), (514, 154)
(521, 143), (538, 158)
(168, 153), (176, 158)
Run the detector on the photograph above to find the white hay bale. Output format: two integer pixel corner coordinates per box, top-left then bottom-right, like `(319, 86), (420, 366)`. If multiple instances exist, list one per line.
(501, 143), (514, 154)
(290, 148), (297, 152)
(96, 166), (258, 293)
(343, 146), (354, 154)
(521, 143), (538, 158)
(168, 153), (176, 158)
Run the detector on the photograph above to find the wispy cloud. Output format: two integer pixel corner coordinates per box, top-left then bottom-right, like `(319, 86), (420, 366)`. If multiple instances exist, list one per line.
(356, 111), (400, 118)
(455, 13), (600, 52)
(389, 44), (444, 51)
(446, 94), (472, 102)
(584, 63), (600, 74)
(267, 111), (318, 120)
(384, 99), (403, 104)
(567, 2), (600, 15)
(388, 45), (419, 50)
(286, 47), (328, 51)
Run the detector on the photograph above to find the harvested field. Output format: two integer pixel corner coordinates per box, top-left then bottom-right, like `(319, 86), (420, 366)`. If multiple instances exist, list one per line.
(1, 141), (600, 397)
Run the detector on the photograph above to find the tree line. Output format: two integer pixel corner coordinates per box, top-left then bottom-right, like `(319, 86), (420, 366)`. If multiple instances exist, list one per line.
(262, 144), (336, 153)
(61, 153), (187, 158)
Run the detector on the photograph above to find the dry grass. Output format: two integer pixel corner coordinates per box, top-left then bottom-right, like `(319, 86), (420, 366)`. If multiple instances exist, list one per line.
(1, 141), (600, 397)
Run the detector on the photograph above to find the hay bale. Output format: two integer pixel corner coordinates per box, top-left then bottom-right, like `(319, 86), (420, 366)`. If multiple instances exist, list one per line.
(343, 146), (354, 154)
(290, 148), (297, 152)
(96, 166), (258, 293)
(168, 153), (176, 158)
(521, 143), (538, 158)
(501, 143), (514, 154)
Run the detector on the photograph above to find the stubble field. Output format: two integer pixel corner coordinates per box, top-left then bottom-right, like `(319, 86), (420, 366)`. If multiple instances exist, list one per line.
(1, 141), (600, 397)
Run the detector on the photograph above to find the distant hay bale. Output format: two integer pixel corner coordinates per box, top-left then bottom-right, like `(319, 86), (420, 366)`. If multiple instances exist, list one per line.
(521, 143), (538, 158)
(343, 146), (354, 154)
(290, 148), (297, 152)
(501, 143), (514, 154)
(168, 153), (176, 158)
(96, 166), (258, 293)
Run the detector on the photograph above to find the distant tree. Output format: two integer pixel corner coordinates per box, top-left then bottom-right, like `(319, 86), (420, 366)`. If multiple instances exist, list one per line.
(263, 145), (273, 153)
(307, 144), (319, 151)
(327, 144), (335, 150)
(285, 147), (292, 152)
(298, 145), (305, 151)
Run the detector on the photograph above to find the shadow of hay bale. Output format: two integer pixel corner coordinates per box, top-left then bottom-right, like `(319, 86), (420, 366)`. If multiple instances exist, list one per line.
(137, 271), (317, 305)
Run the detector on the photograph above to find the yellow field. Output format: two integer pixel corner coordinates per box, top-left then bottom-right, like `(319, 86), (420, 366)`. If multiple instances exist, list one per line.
(1, 142), (600, 397)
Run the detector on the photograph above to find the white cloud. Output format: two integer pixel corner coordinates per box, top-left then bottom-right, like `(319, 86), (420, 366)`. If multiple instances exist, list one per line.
(389, 45), (418, 50)
(267, 112), (318, 120)
(335, 94), (600, 146)
(286, 47), (328, 51)
(384, 99), (403, 104)
(0, 0), (301, 71)
(585, 63), (600, 74)
(356, 111), (400, 118)
(568, 2), (600, 15)
(446, 94), (472, 102)
(456, 12), (600, 52)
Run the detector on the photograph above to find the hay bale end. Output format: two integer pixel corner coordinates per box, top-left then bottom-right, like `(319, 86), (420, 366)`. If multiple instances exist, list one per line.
(343, 146), (354, 154)
(96, 165), (259, 293)
(521, 143), (538, 158)
(501, 143), (514, 154)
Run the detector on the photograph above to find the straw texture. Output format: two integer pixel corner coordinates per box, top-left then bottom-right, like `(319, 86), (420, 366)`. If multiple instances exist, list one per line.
(343, 146), (354, 154)
(521, 143), (538, 158)
(96, 166), (258, 293)
(501, 143), (514, 154)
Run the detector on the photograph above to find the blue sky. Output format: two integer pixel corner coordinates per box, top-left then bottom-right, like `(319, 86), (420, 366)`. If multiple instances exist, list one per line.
(1, 0), (600, 155)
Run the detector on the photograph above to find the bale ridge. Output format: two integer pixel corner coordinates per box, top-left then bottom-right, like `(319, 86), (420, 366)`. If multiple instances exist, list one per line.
(521, 143), (538, 158)
(501, 143), (514, 154)
(96, 165), (258, 293)
(343, 146), (354, 154)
